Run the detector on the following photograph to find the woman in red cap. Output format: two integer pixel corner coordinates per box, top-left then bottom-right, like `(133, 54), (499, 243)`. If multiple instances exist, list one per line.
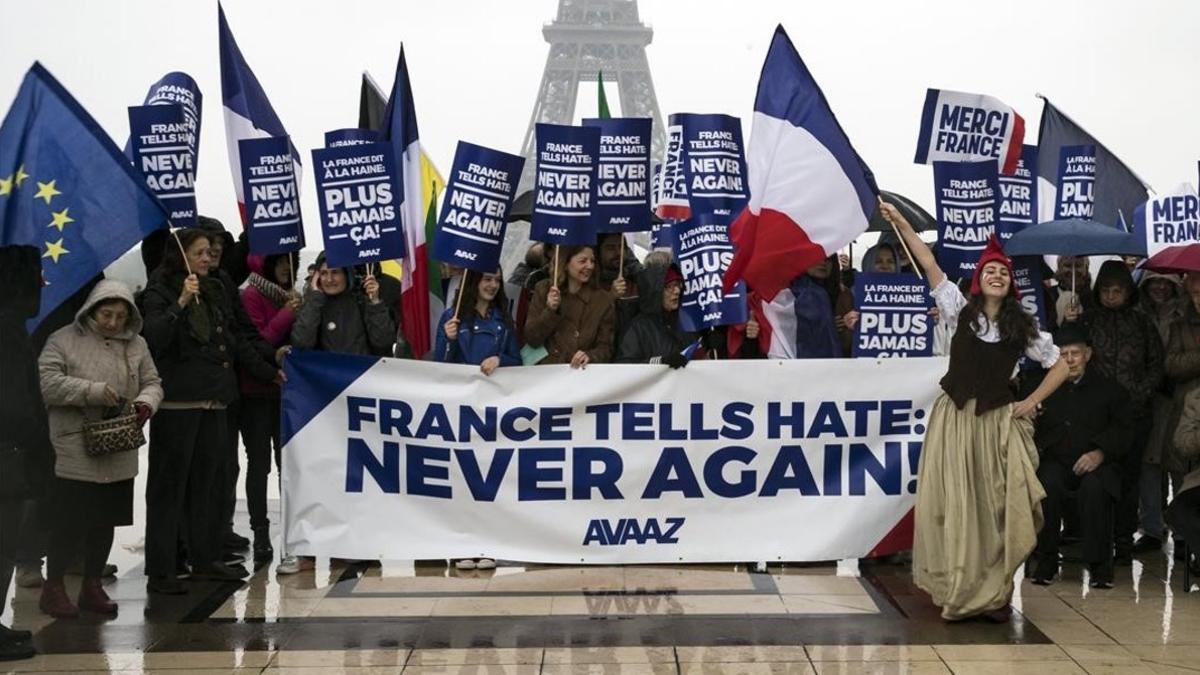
(884, 203), (1069, 622)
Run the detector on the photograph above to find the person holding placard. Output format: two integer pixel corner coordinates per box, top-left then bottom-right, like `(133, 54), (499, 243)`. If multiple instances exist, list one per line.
(617, 263), (695, 367)
(291, 253), (396, 358)
(435, 269), (521, 375)
(524, 245), (616, 369)
(884, 202), (1069, 622)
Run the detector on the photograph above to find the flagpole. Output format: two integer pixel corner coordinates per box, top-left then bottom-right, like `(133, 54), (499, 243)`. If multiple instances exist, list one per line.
(171, 227), (201, 305)
(452, 274), (466, 321)
(553, 245), (560, 290)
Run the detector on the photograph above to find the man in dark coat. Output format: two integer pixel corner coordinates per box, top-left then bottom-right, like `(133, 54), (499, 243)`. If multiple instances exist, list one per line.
(1028, 322), (1132, 588)
(0, 245), (52, 660)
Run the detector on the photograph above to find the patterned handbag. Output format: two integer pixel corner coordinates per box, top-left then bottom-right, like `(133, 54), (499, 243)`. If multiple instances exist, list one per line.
(82, 399), (144, 457)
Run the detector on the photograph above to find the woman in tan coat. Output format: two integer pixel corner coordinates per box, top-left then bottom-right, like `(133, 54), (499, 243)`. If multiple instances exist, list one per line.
(524, 245), (616, 368)
(37, 280), (162, 618)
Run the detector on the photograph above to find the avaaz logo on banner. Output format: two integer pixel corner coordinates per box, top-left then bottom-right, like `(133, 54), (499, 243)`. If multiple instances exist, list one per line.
(583, 117), (652, 233)
(129, 104), (197, 227)
(239, 136), (304, 254)
(531, 123), (600, 245)
(312, 141), (404, 268)
(669, 215), (748, 331)
(434, 141), (525, 273)
(1055, 144), (1096, 219)
(852, 273), (933, 358)
(933, 159), (999, 279)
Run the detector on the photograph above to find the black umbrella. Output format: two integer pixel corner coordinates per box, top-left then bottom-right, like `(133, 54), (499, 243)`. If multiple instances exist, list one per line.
(868, 190), (932, 233)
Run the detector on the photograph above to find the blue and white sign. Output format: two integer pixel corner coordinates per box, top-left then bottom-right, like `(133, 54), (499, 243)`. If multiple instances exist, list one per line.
(655, 123), (691, 222)
(582, 117), (652, 232)
(1012, 257), (1047, 370)
(997, 145), (1038, 242)
(669, 215), (747, 332)
(312, 142), (403, 268)
(128, 104), (197, 227)
(125, 72), (203, 170)
(281, 351), (942, 562)
(239, 136), (304, 254)
(674, 113), (749, 220)
(933, 159), (999, 278)
(852, 273), (934, 358)
(531, 123), (600, 245)
(434, 141), (525, 273)
(1133, 184), (1200, 258)
(1054, 144), (1096, 219)
(913, 88), (1024, 174)
(325, 128), (382, 148)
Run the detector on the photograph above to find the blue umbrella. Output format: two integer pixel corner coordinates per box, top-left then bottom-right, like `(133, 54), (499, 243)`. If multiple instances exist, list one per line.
(1003, 218), (1145, 257)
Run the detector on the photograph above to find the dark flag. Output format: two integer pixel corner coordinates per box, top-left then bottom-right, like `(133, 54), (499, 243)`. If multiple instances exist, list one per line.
(359, 72), (388, 132)
(1036, 98), (1150, 226)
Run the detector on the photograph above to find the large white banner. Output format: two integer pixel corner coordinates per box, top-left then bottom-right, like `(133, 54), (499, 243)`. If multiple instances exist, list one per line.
(281, 352), (944, 564)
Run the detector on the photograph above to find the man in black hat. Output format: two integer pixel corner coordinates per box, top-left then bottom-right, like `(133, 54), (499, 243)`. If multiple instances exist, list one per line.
(1027, 322), (1132, 588)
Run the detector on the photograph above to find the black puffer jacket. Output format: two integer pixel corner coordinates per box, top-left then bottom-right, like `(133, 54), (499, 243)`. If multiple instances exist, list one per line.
(141, 269), (277, 404)
(617, 263), (695, 363)
(0, 246), (54, 501)
(1082, 260), (1164, 415)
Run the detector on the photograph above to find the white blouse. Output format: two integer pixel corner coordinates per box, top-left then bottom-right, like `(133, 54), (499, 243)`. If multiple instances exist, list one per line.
(931, 279), (1060, 370)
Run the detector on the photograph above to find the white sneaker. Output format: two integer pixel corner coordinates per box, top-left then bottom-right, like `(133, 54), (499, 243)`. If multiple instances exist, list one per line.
(475, 558), (496, 570)
(454, 558), (477, 570)
(277, 555), (301, 575)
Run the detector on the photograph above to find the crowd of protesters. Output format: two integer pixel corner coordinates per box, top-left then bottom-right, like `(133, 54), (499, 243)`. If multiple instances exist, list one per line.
(3, 214), (1200, 659)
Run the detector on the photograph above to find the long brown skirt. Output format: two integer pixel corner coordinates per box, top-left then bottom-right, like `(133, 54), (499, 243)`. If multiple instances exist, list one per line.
(913, 394), (1044, 620)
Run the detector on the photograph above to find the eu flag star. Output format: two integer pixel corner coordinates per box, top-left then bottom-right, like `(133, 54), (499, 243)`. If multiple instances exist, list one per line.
(48, 208), (74, 231)
(14, 164), (30, 186)
(0, 175), (11, 196)
(34, 179), (61, 204)
(43, 238), (69, 263)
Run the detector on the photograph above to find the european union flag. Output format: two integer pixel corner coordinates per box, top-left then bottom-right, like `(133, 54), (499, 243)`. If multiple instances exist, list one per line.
(0, 63), (169, 330)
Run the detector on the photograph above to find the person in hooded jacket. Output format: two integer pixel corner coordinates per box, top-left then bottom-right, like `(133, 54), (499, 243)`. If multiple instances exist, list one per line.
(140, 229), (282, 594)
(618, 263), (696, 367)
(291, 253), (396, 356)
(0, 245), (53, 661)
(1137, 271), (1186, 552)
(36, 280), (163, 618)
(789, 255), (855, 358)
(435, 268), (521, 374)
(1080, 260), (1165, 562)
(238, 251), (300, 563)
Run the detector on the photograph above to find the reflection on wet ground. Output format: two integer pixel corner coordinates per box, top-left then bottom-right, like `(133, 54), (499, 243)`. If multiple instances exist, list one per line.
(2, 495), (1197, 673)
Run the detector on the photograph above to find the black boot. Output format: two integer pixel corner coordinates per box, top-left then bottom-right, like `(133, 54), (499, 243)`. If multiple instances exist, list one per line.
(0, 629), (35, 662)
(252, 527), (274, 563)
(0, 624), (31, 643)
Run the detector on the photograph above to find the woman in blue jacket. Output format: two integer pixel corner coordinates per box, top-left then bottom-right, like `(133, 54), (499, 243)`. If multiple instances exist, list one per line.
(434, 268), (518, 572)
(436, 268), (521, 374)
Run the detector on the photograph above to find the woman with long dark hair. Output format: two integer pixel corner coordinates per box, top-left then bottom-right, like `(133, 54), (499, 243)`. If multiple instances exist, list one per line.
(435, 268), (521, 375)
(886, 203), (1069, 622)
(524, 245), (616, 368)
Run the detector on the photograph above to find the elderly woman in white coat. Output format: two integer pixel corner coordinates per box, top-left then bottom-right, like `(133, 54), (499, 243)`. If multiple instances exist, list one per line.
(37, 280), (162, 619)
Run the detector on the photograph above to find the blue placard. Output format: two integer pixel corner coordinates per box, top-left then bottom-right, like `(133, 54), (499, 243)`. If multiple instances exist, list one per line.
(128, 104), (197, 227)
(531, 123), (599, 245)
(434, 141), (525, 273)
(852, 273), (934, 358)
(669, 215), (748, 331)
(239, 136), (304, 255)
(655, 123), (691, 221)
(933, 159), (999, 279)
(1013, 257), (1048, 370)
(1133, 187), (1200, 258)
(1055, 144), (1096, 219)
(997, 145), (1038, 242)
(582, 117), (652, 233)
(312, 142), (404, 268)
(325, 128), (382, 148)
(124, 72), (203, 172)
(674, 113), (749, 220)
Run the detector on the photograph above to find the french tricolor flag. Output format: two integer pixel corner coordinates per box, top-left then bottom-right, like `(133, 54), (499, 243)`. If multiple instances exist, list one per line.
(218, 3), (300, 223)
(723, 26), (877, 301)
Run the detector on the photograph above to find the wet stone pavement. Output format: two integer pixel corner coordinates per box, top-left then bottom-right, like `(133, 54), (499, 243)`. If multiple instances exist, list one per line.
(3, 497), (1199, 674)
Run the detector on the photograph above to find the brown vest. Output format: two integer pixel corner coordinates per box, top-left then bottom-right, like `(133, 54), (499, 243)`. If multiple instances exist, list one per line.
(939, 314), (1023, 415)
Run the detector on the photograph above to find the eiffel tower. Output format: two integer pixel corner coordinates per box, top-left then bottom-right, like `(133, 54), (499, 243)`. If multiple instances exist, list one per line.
(518, 0), (667, 191)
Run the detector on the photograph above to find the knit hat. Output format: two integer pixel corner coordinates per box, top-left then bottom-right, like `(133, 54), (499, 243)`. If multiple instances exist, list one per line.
(969, 235), (1019, 298)
(664, 265), (683, 286)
